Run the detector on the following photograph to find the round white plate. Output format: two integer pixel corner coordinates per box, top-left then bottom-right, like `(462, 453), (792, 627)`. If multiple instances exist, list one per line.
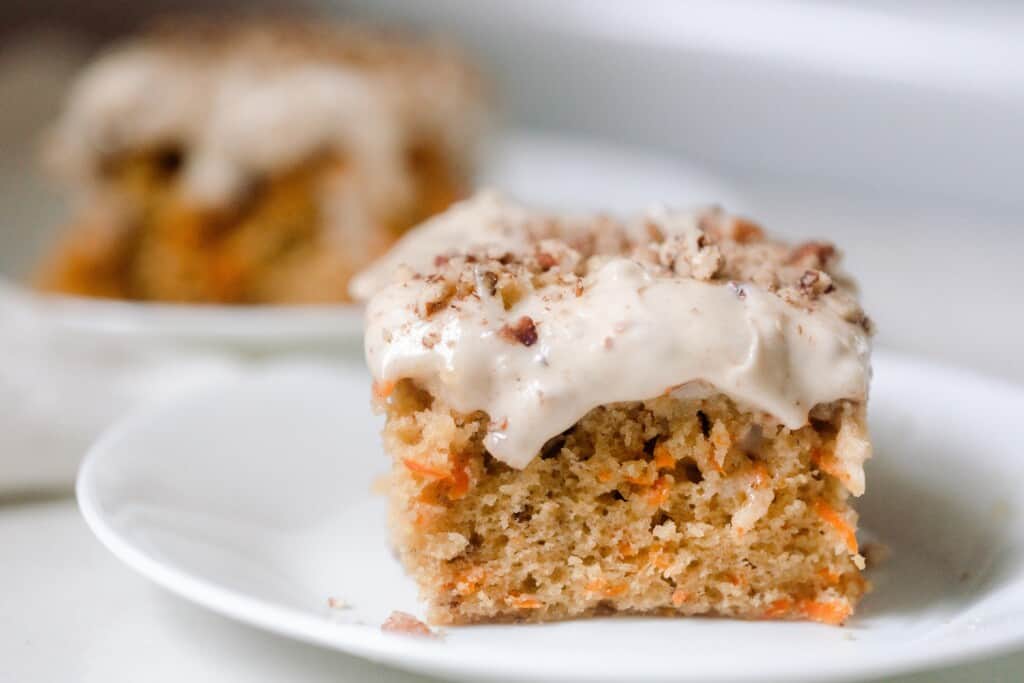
(76, 351), (1024, 682)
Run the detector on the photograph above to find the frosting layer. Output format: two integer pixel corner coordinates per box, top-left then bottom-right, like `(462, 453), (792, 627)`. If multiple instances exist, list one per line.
(364, 197), (871, 469)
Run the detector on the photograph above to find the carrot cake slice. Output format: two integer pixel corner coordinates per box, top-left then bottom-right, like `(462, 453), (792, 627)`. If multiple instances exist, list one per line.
(35, 16), (485, 303)
(364, 193), (873, 625)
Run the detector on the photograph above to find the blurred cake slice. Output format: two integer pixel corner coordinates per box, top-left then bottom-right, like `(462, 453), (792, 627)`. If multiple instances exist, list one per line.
(36, 17), (486, 303)
(365, 193), (874, 625)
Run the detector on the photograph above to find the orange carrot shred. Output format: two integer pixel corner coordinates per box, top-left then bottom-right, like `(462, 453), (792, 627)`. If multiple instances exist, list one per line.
(372, 380), (396, 400)
(814, 499), (858, 554)
(455, 568), (486, 596)
(506, 594), (542, 609)
(597, 469), (613, 483)
(725, 572), (746, 587)
(653, 443), (675, 470)
(763, 598), (793, 619)
(402, 458), (451, 480)
(647, 476), (670, 507)
(585, 578), (626, 597)
(653, 553), (671, 571)
(799, 599), (852, 625)
(817, 567), (841, 585)
(811, 448), (850, 483)
(751, 462), (770, 488)
(626, 472), (656, 486)
(448, 466), (470, 500)
(671, 589), (690, 607)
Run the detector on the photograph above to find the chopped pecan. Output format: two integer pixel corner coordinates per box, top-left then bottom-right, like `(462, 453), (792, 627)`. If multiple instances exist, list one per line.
(500, 316), (539, 346)
(730, 217), (765, 244)
(798, 269), (834, 297)
(788, 241), (836, 268)
(535, 250), (557, 270)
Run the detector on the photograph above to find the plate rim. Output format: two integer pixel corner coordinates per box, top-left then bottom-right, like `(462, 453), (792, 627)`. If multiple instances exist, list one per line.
(76, 350), (1024, 682)
(0, 281), (366, 343)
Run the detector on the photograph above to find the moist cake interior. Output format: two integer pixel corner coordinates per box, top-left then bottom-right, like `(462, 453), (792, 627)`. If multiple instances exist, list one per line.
(383, 381), (868, 625)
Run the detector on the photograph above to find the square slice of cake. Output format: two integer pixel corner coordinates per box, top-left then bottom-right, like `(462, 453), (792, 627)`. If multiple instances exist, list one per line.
(364, 193), (873, 625)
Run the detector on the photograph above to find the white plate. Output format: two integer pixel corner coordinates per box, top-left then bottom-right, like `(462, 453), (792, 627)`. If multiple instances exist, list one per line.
(77, 351), (1024, 682)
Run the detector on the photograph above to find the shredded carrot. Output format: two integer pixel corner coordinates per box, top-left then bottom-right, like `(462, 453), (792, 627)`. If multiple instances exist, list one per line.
(372, 380), (396, 400)
(625, 472), (657, 486)
(585, 578), (627, 597)
(455, 568), (486, 596)
(750, 462), (770, 488)
(415, 485), (442, 505)
(814, 499), (858, 553)
(402, 458), (450, 480)
(762, 598), (793, 619)
(403, 457), (471, 500)
(762, 596), (852, 625)
(647, 476), (670, 507)
(449, 466), (470, 499)
(811, 448), (849, 483)
(506, 594), (542, 609)
(799, 599), (852, 625)
(671, 589), (690, 607)
(597, 469), (613, 483)
(652, 547), (672, 571)
(603, 583), (628, 597)
(653, 443), (675, 470)
(725, 572), (746, 587)
(618, 540), (637, 559)
(817, 567), (841, 585)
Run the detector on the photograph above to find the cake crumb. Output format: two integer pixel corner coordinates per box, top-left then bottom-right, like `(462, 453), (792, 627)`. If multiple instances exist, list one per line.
(381, 611), (438, 638)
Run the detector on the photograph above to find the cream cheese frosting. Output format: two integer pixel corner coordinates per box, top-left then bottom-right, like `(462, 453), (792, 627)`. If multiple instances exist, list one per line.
(364, 195), (872, 470)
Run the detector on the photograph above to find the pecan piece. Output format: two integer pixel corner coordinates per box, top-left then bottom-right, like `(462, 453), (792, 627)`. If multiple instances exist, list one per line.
(787, 241), (836, 268)
(500, 316), (539, 346)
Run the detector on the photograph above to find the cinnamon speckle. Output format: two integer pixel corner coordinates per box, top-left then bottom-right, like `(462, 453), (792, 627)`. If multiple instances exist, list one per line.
(536, 251), (557, 270)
